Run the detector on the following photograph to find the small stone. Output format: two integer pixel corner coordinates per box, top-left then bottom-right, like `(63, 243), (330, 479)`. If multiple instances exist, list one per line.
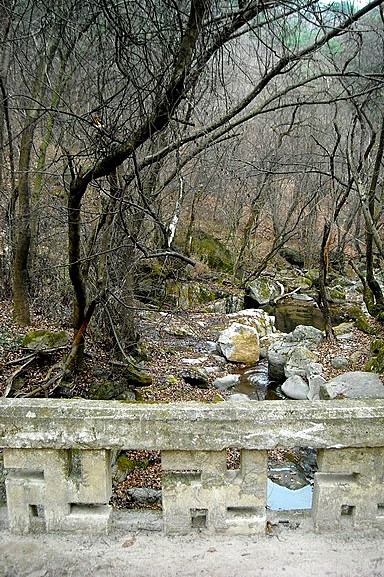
(182, 356), (208, 365)
(181, 368), (209, 388)
(281, 375), (309, 400)
(213, 374), (240, 390)
(330, 356), (349, 370)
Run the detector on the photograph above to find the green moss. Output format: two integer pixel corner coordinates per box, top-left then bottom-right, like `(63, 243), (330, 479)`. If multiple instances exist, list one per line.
(122, 364), (152, 387)
(366, 338), (384, 373)
(191, 230), (233, 272)
(88, 381), (128, 400)
(116, 454), (149, 471)
(327, 286), (346, 302)
(164, 375), (178, 385)
(22, 329), (70, 349)
(354, 315), (377, 335)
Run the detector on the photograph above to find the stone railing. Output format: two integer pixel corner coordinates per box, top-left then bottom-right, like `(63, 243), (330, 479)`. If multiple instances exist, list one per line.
(1, 398), (384, 536)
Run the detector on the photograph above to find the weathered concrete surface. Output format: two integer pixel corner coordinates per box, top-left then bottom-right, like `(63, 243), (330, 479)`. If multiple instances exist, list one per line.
(162, 449), (267, 535)
(1, 398), (384, 450)
(1, 399), (384, 538)
(3, 448), (112, 534)
(0, 508), (383, 577)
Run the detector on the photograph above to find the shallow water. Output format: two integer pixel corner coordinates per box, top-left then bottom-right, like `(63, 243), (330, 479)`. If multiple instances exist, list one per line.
(268, 479), (312, 510)
(233, 359), (270, 399)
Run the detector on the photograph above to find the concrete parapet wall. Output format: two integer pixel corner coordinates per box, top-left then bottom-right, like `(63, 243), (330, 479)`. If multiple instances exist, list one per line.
(0, 398), (384, 536)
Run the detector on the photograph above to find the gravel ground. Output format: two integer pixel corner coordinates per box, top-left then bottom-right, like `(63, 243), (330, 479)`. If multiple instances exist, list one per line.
(1, 509), (384, 577)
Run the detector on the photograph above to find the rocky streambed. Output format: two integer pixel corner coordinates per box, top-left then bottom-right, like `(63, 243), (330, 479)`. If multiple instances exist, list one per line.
(111, 304), (384, 512)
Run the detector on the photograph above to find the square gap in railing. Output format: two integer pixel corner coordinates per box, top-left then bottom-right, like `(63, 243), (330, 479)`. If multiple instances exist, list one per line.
(341, 504), (355, 517)
(190, 508), (208, 529)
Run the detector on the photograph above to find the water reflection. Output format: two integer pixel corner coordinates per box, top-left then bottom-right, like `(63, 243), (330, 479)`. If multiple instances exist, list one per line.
(268, 479), (312, 510)
(232, 358), (270, 400)
(232, 358), (285, 400)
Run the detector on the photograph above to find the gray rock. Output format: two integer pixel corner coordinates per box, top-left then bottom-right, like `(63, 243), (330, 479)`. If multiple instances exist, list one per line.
(181, 368), (209, 388)
(127, 487), (162, 504)
(213, 374), (240, 390)
(307, 362), (323, 376)
(330, 356), (349, 370)
(21, 329), (71, 350)
(117, 389), (136, 401)
(281, 375), (309, 400)
(267, 340), (295, 382)
(204, 294), (244, 313)
(181, 356), (208, 365)
(205, 340), (218, 353)
(211, 354), (227, 368)
(227, 308), (276, 338)
(324, 371), (384, 399)
(292, 293), (314, 301)
(268, 325), (323, 382)
(308, 375), (326, 400)
(284, 346), (318, 378)
(286, 325), (323, 347)
(246, 278), (283, 306)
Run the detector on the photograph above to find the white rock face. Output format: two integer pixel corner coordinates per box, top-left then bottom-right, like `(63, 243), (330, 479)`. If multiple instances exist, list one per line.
(324, 371), (384, 399)
(308, 375), (326, 400)
(228, 309), (276, 337)
(246, 278), (283, 305)
(217, 322), (260, 365)
(281, 375), (310, 400)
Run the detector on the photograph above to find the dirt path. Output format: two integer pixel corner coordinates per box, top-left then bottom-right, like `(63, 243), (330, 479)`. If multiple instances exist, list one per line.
(1, 510), (383, 577)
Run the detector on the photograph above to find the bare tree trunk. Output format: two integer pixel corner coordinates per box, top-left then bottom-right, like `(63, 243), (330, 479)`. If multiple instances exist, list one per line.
(12, 120), (34, 324)
(318, 222), (336, 341)
(365, 116), (384, 310)
(12, 35), (60, 324)
(68, 174), (88, 335)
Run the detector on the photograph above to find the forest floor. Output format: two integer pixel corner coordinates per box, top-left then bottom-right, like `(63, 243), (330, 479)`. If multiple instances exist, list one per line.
(0, 299), (379, 400)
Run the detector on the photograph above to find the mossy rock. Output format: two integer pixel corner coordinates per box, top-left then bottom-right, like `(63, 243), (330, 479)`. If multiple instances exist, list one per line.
(166, 281), (216, 309)
(354, 315), (378, 335)
(88, 380), (129, 400)
(279, 247), (305, 268)
(116, 453), (149, 472)
(333, 322), (354, 336)
(190, 230), (233, 272)
(343, 304), (364, 320)
(366, 338), (384, 373)
(164, 374), (179, 385)
(326, 286), (346, 302)
(22, 329), (71, 350)
(122, 363), (152, 387)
